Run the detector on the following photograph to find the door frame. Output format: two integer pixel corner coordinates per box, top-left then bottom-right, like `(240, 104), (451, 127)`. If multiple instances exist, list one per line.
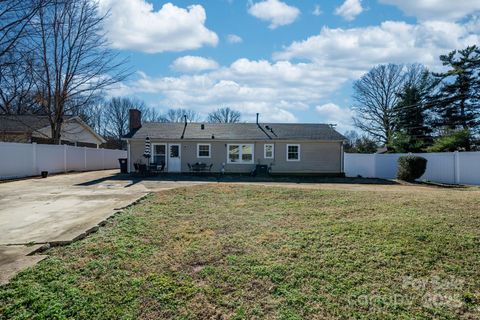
(167, 143), (181, 172)
(150, 143), (167, 169)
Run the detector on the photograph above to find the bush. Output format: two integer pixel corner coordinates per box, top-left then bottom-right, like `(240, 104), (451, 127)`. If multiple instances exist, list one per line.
(397, 156), (427, 182)
(427, 129), (470, 152)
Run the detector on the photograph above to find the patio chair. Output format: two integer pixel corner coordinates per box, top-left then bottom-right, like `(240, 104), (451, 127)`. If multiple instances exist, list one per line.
(138, 164), (148, 176)
(149, 162), (165, 175)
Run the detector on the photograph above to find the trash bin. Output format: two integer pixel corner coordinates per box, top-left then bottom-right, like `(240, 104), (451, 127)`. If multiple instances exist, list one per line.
(118, 158), (128, 173)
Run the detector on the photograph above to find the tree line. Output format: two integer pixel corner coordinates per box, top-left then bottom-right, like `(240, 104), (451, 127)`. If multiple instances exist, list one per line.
(86, 98), (242, 149)
(0, 0), (242, 148)
(0, 0), (129, 144)
(349, 45), (480, 153)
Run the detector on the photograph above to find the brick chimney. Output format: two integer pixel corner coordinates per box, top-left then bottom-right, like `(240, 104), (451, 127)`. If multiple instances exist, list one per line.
(129, 109), (141, 132)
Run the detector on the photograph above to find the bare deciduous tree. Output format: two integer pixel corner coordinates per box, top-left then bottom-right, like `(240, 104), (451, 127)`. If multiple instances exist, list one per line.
(163, 108), (200, 122)
(103, 97), (145, 142)
(0, 51), (37, 114)
(352, 64), (406, 144)
(28, 0), (129, 144)
(207, 107), (241, 123)
(0, 0), (44, 64)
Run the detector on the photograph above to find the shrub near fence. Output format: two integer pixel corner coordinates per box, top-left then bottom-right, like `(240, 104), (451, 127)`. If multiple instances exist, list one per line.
(344, 151), (480, 185)
(0, 142), (127, 180)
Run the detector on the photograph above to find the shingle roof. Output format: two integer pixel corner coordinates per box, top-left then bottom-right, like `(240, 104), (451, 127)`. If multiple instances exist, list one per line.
(125, 122), (346, 141)
(0, 115), (52, 132)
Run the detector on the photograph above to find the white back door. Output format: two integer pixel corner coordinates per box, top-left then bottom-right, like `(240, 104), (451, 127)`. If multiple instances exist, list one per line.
(168, 144), (181, 172)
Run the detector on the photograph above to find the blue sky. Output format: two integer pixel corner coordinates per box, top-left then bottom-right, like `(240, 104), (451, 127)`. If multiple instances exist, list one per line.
(97, 0), (480, 133)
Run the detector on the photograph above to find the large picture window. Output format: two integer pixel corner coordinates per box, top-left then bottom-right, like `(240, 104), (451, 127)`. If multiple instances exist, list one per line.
(197, 144), (211, 158)
(286, 144), (300, 161)
(228, 144), (254, 164)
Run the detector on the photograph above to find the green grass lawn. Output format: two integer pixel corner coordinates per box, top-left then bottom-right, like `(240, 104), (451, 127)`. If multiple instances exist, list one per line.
(1, 184), (480, 319)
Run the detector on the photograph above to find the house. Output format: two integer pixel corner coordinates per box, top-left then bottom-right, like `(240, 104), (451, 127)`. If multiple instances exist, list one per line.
(0, 115), (106, 148)
(124, 109), (346, 175)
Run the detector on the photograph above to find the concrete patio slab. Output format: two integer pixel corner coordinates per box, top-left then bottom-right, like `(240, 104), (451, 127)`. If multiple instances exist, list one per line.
(0, 245), (47, 285)
(0, 170), (207, 285)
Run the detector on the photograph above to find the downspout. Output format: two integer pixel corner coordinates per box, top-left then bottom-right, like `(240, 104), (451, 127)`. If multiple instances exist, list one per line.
(127, 140), (131, 173)
(341, 142), (345, 175)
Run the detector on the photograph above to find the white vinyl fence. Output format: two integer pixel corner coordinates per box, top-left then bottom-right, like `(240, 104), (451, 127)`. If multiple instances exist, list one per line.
(0, 142), (127, 180)
(345, 151), (480, 185)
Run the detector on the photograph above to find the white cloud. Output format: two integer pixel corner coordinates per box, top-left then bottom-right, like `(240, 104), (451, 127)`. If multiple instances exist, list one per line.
(114, 58), (359, 122)
(335, 0), (363, 21)
(379, 0), (480, 21)
(170, 56), (219, 73)
(113, 17), (480, 123)
(316, 103), (355, 132)
(312, 4), (322, 16)
(248, 0), (300, 29)
(226, 34), (243, 44)
(274, 20), (480, 71)
(110, 10), (480, 124)
(98, 0), (218, 53)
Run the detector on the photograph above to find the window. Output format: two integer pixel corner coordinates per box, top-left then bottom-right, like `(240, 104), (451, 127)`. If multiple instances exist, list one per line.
(286, 144), (300, 161)
(170, 145), (179, 158)
(264, 144), (274, 159)
(152, 144), (166, 165)
(228, 144), (254, 164)
(197, 144), (211, 158)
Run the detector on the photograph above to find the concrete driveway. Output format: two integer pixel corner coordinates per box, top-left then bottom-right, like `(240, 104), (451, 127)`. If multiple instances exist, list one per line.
(0, 170), (206, 285)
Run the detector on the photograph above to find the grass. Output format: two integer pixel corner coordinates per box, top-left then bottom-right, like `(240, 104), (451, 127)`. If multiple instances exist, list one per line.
(1, 184), (480, 319)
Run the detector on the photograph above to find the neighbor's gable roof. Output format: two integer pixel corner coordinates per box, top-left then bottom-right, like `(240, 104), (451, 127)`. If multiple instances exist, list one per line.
(0, 114), (106, 143)
(125, 122), (346, 141)
(0, 115), (53, 133)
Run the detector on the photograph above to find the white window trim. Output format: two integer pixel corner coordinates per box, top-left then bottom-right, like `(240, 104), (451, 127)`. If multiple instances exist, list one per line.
(197, 143), (211, 158)
(264, 144), (274, 159)
(227, 143), (254, 164)
(286, 144), (301, 162)
(151, 143), (167, 165)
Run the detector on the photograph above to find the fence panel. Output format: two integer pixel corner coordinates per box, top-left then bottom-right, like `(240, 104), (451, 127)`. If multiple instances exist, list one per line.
(375, 154), (402, 179)
(85, 147), (104, 170)
(0, 142), (126, 180)
(419, 153), (456, 184)
(0, 142), (34, 179)
(36, 144), (65, 174)
(345, 151), (480, 185)
(66, 145), (85, 171)
(344, 153), (375, 178)
(104, 149), (124, 168)
(458, 152), (480, 185)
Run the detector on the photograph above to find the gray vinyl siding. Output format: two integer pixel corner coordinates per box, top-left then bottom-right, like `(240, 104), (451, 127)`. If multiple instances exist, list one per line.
(128, 139), (343, 174)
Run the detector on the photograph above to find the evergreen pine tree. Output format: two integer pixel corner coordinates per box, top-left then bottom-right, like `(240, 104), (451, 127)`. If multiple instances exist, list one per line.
(430, 45), (480, 150)
(390, 66), (433, 152)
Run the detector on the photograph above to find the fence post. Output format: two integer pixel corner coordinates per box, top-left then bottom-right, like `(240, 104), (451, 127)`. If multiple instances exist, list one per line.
(84, 147), (87, 171)
(373, 153), (378, 178)
(63, 144), (67, 173)
(102, 148), (105, 170)
(454, 151), (460, 184)
(32, 142), (37, 176)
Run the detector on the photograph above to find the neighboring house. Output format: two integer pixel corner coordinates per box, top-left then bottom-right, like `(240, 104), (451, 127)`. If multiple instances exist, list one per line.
(0, 115), (106, 148)
(124, 109), (346, 175)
